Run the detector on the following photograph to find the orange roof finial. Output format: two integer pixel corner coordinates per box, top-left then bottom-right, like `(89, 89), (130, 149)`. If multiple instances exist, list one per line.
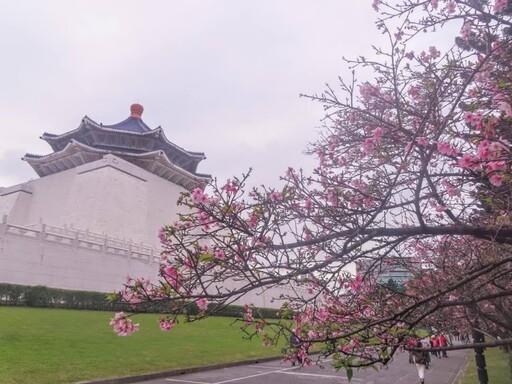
(130, 103), (144, 119)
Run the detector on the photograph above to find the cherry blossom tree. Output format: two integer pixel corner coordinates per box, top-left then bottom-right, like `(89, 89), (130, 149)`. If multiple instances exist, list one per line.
(111, 0), (512, 375)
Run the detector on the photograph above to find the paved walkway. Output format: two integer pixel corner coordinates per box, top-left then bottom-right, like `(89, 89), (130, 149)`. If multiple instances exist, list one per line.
(83, 347), (470, 384)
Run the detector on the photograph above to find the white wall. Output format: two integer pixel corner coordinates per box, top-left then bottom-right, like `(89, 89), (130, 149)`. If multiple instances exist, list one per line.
(0, 219), (159, 293)
(0, 155), (186, 247)
(0, 219), (297, 308)
(0, 185), (33, 225)
(0, 155), (306, 308)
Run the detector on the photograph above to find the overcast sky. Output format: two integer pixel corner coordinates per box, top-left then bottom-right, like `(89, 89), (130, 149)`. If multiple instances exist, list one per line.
(0, 1), (384, 190)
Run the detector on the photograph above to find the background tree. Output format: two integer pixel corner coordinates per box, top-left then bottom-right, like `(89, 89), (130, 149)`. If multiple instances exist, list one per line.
(382, 278), (405, 293)
(111, 0), (512, 374)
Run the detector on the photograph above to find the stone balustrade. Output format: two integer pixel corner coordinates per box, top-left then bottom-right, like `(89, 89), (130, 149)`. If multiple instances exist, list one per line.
(2, 215), (160, 264)
(0, 215), (309, 307)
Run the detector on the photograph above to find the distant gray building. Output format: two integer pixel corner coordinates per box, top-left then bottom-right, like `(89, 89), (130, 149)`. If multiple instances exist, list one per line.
(355, 257), (423, 285)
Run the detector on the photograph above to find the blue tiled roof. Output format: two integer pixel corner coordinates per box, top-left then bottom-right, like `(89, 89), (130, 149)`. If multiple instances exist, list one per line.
(102, 117), (152, 133)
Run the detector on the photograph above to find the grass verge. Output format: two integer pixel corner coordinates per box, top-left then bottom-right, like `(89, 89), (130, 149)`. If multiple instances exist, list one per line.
(0, 307), (284, 384)
(461, 345), (511, 384)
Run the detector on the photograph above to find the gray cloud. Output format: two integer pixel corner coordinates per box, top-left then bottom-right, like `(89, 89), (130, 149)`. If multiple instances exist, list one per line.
(0, 150), (38, 187)
(0, 1), (379, 189)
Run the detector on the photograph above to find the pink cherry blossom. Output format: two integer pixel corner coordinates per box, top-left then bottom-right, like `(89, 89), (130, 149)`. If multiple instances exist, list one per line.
(428, 46), (441, 59)
(121, 291), (142, 305)
(110, 312), (140, 336)
(437, 142), (458, 156)
(489, 173), (504, 187)
(191, 187), (208, 204)
(486, 161), (507, 173)
(460, 22), (472, 40)
(408, 85), (422, 101)
(497, 101), (512, 117)
(469, 88), (478, 97)
(435, 204), (447, 212)
(363, 137), (375, 156)
(159, 318), (175, 331)
(359, 83), (381, 101)
(162, 265), (181, 292)
(349, 274), (363, 292)
(458, 154), (478, 170)
(247, 212), (259, 229)
(214, 249), (226, 260)
(269, 191), (283, 201)
(244, 304), (254, 324)
(416, 137), (429, 147)
(222, 179), (239, 194)
(372, 127), (384, 141)
(494, 0), (508, 13)
(476, 141), (491, 160)
(196, 298), (209, 311)
(447, 1), (456, 13)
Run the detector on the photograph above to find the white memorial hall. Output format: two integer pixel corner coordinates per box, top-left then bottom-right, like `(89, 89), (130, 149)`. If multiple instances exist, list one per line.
(0, 104), (210, 294)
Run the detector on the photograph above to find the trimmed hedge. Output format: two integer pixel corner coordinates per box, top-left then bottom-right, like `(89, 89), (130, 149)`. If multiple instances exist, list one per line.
(0, 283), (280, 319)
(0, 283), (121, 311)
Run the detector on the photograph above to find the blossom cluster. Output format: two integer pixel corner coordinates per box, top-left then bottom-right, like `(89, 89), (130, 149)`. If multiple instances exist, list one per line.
(109, 312), (140, 336)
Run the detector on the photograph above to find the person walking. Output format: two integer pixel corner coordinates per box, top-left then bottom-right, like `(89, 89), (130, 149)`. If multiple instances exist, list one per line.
(431, 335), (440, 358)
(439, 333), (448, 358)
(420, 337), (431, 369)
(289, 332), (302, 366)
(410, 340), (428, 384)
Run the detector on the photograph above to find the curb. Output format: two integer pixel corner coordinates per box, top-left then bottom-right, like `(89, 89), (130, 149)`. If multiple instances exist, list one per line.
(452, 350), (472, 384)
(76, 355), (283, 384)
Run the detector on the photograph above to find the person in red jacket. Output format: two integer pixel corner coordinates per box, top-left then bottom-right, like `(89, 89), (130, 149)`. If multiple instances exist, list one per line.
(438, 333), (448, 357)
(432, 335), (440, 358)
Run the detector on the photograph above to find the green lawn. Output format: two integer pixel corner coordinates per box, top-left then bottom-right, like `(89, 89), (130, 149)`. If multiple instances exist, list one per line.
(0, 307), (284, 384)
(461, 346), (511, 384)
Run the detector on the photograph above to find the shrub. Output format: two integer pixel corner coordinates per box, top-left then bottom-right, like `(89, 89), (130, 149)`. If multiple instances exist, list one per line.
(0, 283), (279, 318)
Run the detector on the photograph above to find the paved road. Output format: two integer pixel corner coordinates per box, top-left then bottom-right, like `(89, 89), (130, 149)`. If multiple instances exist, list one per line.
(123, 348), (469, 384)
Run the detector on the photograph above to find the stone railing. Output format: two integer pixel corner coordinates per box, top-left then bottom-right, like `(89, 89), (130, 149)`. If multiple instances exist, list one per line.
(0, 215), (161, 264)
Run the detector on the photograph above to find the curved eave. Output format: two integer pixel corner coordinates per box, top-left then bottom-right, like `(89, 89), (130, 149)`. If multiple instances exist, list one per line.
(41, 116), (88, 146)
(83, 116), (157, 136)
(23, 141), (210, 191)
(85, 118), (206, 160)
(41, 116), (159, 140)
(129, 154), (211, 191)
(41, 116), (206, 162)
(23, 141), (102, 178)
(153, 129), (206, 160)
(102, 116), (152, 132)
